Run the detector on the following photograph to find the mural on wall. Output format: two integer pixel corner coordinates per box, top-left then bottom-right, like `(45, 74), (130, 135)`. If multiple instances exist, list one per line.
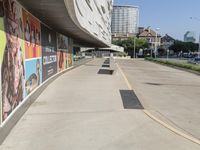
(41, 24), (57, 82)
(57, 33), (68, 72)
(25, 58), (42, 96)
(57, 33), (68, 51)
(57, 51), (66, 72)
(23, 8), (42, 97)
(0, 0), (5, 123)
(22, 8), (41, 59)
(0, 0), (74, 124)
(68, 38), (73, 67)
(1, 0), (25, 121)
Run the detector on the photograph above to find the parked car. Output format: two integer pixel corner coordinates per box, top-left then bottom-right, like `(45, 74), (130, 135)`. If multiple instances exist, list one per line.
(188, 57), (200, 64)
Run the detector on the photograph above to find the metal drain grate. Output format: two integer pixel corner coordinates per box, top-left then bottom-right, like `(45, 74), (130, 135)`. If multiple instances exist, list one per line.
(98, 69), (114, 75)
(104, 61), (110, 64)
(102, 64), (110, 68)
(120, 90), (144, 109)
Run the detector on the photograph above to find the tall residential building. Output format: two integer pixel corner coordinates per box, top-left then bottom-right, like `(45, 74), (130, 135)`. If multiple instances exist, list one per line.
(111, 5), (139, 41)
(184, 31), (196, 43)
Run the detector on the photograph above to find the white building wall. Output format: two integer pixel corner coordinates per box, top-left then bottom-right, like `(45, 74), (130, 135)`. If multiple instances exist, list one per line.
(73, 0), (113, 45)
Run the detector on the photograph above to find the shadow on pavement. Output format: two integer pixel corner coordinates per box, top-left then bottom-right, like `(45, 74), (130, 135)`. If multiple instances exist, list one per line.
(145, 82), (163, 86)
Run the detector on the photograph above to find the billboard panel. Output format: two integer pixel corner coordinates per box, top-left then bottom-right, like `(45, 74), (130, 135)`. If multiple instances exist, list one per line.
(57, 33), (68, 72)
(41, 24), (57, 82)
(25, 58), (42, 96)
(68, 38), (73, 67)
(0, 0), (5, 123)
(57, 33), (68, 51)
(1, 0), (25, 121)
(57, 51), (66, 72)
(22, 8), (42, 97)
(22, 8), (41, 59)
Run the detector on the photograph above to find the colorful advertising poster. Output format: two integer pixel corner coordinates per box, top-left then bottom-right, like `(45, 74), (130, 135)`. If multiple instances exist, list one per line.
(1, 0), (25, 121)
(41, 24), (57, 82)
(68, 38), (73, 67)
(67, 53), (73, 68)
(57, 51), (66, 72)
(25, 58), (42, 96)
(57, 33), (68, 72)
(0, 0), (4, 123)
(57, 33), (68, 51)
(22, 8), (41, 59)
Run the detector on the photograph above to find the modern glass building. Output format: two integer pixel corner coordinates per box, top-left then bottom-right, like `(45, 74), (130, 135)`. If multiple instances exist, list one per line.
(111, 5), (139, 40)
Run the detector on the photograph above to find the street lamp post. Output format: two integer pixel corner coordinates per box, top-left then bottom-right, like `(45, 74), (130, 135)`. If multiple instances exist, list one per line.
(167, 49), (169, 60)
(134, 37), (136, 58)
(155, 28), (160, 59)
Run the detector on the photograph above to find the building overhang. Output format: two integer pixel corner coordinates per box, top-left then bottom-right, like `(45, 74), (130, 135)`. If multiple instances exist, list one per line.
(101, 44), (124, 52)
(17, 0), (109, 48)
(81, 44), (124, 53)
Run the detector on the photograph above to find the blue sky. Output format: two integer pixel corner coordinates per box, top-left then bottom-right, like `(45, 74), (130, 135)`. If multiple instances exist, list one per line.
(114, 0), (200, 41)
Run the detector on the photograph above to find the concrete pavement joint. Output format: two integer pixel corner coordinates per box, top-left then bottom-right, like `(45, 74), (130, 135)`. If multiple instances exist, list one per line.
(26, 110), (135, 116)
(116, 62), (200, 146)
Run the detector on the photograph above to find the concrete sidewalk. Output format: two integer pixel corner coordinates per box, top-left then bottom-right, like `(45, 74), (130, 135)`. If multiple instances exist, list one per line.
(0, 59), (199, 150)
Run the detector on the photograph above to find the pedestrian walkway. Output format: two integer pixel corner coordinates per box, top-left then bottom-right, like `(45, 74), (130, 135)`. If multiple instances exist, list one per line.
(0, 59), (199, 150)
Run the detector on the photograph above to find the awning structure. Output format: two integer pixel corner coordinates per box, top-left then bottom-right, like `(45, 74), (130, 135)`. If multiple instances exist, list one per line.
(81, 44), (124, 53)
(18, 0), (109, 47)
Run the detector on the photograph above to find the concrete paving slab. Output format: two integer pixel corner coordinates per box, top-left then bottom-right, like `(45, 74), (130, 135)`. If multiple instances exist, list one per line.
(0, 59), (200, 150)
(116, 59), (200, 139)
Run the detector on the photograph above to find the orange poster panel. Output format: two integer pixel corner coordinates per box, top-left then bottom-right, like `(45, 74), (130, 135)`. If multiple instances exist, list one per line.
(22, 9), (41, 59)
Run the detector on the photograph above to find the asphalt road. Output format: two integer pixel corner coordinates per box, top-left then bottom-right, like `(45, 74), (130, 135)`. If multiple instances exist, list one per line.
(116, 59), (200, 140)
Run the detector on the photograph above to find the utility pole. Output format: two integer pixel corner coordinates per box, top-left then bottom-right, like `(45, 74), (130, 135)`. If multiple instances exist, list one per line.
(155, 28), (160, 59)
(134, 37), (136, 58)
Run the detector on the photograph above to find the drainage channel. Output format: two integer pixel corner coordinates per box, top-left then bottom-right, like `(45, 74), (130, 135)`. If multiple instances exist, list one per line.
(98, 58), (114, 75)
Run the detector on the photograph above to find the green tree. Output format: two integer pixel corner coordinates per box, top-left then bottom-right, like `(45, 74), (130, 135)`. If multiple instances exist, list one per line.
(112, 37), (149, 56)
(169, 40), (199, 53)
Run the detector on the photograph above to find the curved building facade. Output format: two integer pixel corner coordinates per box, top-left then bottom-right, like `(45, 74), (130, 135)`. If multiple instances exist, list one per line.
(17, 0), (113, 47)
(72, 0), (112, 46)
(0, 0), (113, 142)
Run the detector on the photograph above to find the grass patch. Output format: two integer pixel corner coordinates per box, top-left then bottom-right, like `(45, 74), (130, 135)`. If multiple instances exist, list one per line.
(145, 57), (200, 73)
